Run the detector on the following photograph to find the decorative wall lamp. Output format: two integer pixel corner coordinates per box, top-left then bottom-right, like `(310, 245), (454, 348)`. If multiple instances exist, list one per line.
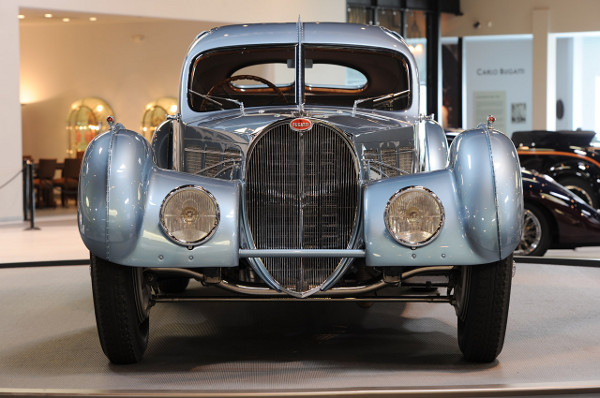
(141, 97), (178, 141)
(66, 97), (114, 158)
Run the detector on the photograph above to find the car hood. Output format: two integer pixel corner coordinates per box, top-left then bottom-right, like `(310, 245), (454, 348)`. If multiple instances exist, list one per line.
(182, 108), (418, 150)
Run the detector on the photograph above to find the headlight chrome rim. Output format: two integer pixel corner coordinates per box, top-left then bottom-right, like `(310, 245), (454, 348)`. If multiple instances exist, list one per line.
(160, 185), (220, 247)
(384, 186), (444, 248)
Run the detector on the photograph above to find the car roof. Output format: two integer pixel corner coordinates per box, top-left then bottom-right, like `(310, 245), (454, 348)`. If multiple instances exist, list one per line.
(179, 22), (420, 119)
(187, 22), (411, 57)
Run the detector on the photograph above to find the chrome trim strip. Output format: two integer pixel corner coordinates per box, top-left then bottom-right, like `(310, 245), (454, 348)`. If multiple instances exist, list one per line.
(295, 17), (305, 113)
(401, 266), (453, 278)
(149, 266), (455, 299)
(192, 160), (240, 176)
(184, 147), (242, 156)
(217, 279), (393, 297)
(172, 114), (183, 171)
(155, 295), (451, 303)
(239, 249), (365, 258)
(362, 159), (410, 178)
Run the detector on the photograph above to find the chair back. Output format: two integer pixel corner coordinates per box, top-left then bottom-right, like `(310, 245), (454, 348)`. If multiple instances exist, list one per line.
(62, 158), (82, 179)
(37, 159), (57, 180)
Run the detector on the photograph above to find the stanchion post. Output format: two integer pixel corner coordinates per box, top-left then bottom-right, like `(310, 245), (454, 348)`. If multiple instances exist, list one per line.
(25, 160), (39, 230)
(22, 160), (30, 221)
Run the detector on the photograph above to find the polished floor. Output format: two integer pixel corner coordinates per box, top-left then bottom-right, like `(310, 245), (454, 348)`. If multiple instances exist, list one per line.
(1, 210), (600, 396)
(0, 208), (86, 264)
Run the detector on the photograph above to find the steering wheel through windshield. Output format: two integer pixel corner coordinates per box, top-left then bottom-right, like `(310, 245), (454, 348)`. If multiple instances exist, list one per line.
(199, 74), (288, 111)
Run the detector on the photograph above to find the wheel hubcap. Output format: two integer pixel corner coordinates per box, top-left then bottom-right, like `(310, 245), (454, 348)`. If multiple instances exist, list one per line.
(515, 209), (542, 256)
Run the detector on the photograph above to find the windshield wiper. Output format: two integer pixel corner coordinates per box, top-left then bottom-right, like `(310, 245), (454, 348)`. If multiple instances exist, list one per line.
(188, 89), (245, 114)
(352, 89), (411, 116)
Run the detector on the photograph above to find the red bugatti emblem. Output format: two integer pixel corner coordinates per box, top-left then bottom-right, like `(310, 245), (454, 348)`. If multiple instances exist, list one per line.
(290, 118), (312, 131)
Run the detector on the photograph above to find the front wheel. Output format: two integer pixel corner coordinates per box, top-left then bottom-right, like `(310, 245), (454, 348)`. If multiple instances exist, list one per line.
(90, 254), (152, 364)
(453, 255), (513, 362)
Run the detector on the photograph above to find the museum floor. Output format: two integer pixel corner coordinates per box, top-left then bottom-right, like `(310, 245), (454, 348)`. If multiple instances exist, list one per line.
(1, 210), (600, 397)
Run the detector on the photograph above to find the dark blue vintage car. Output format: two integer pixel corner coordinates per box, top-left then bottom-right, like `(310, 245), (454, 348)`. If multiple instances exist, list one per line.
(517, 169), (600, 256)
(513, 130), (600, 208)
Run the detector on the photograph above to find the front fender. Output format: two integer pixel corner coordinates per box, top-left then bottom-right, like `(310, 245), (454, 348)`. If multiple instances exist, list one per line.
(78, 125), (240, 267)
(363, 128), (522, 266)
(451, 128), (523, 260)
(78, 126), (153, 261)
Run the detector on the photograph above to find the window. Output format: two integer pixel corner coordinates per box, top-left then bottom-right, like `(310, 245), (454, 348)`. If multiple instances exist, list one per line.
(189, 44), (409, 111)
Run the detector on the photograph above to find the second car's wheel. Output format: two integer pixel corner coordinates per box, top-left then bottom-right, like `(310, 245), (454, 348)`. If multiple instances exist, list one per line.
(557, 177), (597, 208)
(515, 204), (551, 256)
(90, 254), (151, 364)
(158, 277), (190, 294)
(453, 254), (513, 362)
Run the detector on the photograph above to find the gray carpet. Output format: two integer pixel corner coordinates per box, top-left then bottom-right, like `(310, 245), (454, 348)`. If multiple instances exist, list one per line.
(0, 263), (599, 395)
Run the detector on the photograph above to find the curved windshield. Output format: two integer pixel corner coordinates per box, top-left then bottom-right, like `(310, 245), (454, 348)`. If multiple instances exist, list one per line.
(188, 44), (410, 112)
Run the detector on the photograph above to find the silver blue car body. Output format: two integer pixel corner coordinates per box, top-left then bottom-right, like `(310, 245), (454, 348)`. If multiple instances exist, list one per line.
(79, 22), (523, 364)
(79, 22), (522, 298)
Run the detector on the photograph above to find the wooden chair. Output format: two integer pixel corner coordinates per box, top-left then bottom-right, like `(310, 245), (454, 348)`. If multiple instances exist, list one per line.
(33, 159), (57, 208)
(53, 157), (82, 207)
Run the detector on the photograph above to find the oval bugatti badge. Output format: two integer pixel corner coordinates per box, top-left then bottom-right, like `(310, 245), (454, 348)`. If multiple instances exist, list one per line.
(290, 118), (312, 131)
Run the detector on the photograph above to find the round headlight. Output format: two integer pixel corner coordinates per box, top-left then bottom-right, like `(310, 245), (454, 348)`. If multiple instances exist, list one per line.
(160, 186), (219, 246)
(385, 186), (444, 247)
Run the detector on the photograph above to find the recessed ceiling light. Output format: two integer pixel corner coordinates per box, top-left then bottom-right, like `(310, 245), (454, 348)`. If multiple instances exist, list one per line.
(89, 17), (97, 22)
(62, 18), (70, 22)
(44, 13), (53, 18)
(18, 14), (25, 20)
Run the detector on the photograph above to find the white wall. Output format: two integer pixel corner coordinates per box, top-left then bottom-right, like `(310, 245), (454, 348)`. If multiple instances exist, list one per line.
(463, 37), (533, 136)
(555, 37), (573, 130)
(0, 0), (346, 222)
(443, 0), (600, 37)
(580, 37), (600, 131)
(20, 20), (215, 160)
(444, 0), (600, 134)
(16, 0), (346, 25)
(4, 0), (600, 221)
(0, 2), (23, 222)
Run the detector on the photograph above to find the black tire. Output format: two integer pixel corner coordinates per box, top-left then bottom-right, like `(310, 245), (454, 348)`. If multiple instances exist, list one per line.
(515, 203), (551, 256)
(90, 254), (151, 364)
(158, 277), (190, 294)
(454, 254), (513, 362)
(557, 177), (597, 208)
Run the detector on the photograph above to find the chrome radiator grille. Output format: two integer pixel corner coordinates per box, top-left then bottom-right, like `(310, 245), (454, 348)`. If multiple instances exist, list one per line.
(246, 121), (359, 295)
(362, 147), (415, 180)
(184, 146), (242, 180)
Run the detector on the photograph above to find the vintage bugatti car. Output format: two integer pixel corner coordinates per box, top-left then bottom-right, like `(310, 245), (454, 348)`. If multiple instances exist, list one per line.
(513, 130), (600, 208)
(78, 22), (523, 364)
(517, 169), (600, 256)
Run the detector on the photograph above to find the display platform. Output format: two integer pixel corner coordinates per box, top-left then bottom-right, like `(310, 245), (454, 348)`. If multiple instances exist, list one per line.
(0, 261), (599, 397)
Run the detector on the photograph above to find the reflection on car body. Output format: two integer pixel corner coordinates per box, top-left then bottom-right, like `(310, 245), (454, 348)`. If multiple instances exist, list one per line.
(78, 22), (523, 364)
